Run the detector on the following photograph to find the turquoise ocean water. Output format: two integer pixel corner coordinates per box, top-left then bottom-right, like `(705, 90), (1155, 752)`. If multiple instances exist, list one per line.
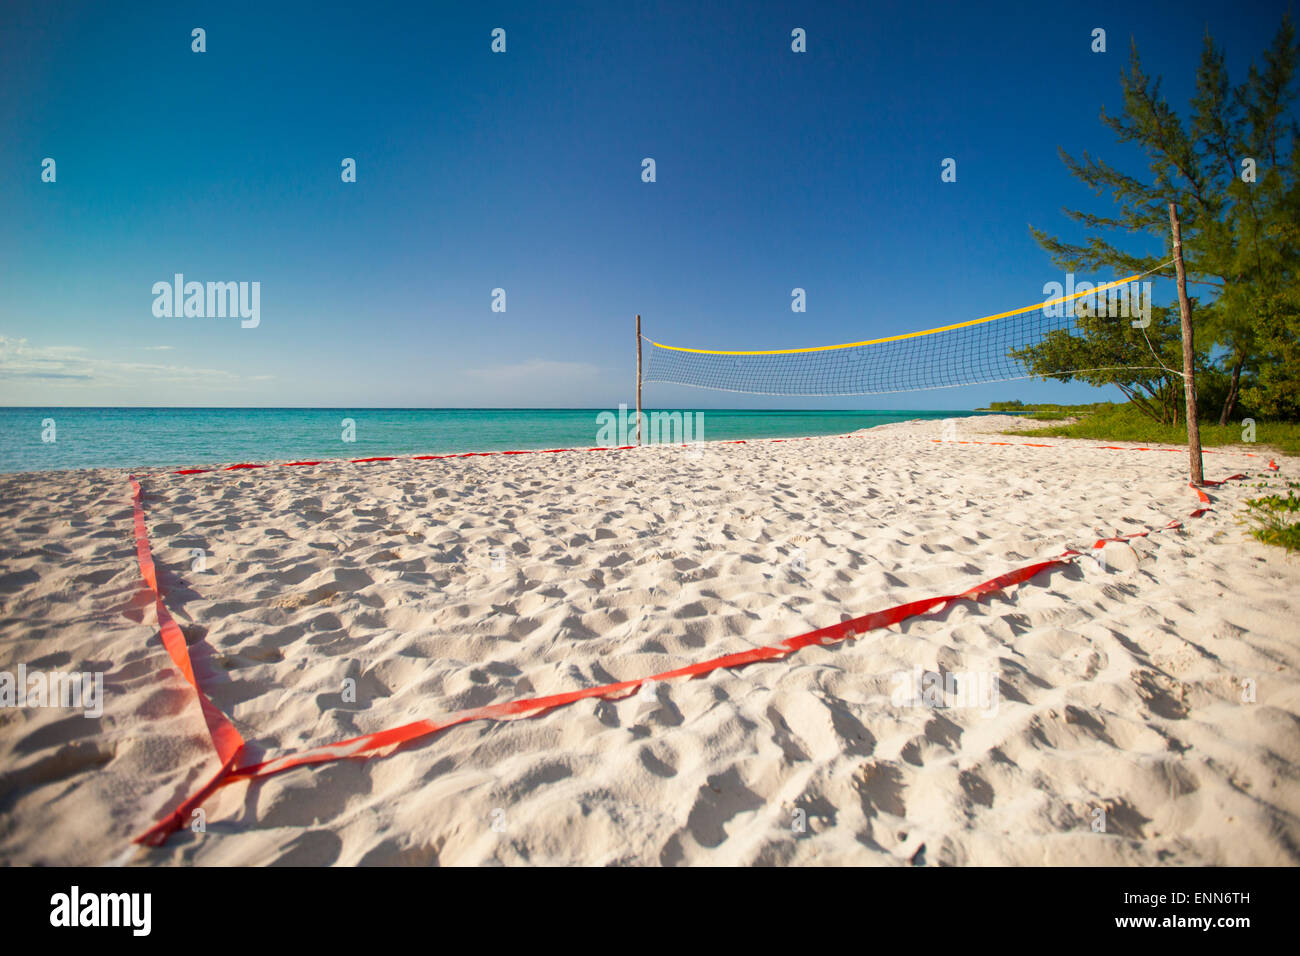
(0, 408), (984, 474)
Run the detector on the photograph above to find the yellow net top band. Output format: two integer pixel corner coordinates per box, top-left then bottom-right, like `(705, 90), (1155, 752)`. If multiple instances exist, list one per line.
(648, 272), (1149, 355)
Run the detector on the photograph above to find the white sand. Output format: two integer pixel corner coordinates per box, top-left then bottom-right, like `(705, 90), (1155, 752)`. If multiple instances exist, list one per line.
(1, 416), (1298, 865)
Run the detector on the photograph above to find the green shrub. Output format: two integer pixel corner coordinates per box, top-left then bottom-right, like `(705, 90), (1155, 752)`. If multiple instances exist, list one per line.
(1242, 483), (1300, 552)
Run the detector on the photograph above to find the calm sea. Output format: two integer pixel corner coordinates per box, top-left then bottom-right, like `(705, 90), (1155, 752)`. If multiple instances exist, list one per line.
(0, 408), (983, 474)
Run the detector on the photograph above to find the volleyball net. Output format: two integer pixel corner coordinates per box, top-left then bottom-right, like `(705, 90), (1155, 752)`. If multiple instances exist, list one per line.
(642, 266), (1171, 396)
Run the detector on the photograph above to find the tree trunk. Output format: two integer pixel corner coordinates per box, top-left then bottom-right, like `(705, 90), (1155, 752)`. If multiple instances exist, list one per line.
(1218, 357), (1244, 426)
(1168, 202), (1203, 486)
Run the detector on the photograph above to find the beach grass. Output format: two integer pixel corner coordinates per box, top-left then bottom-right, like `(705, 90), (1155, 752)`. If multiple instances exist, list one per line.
(1006, 402), (1300, 457)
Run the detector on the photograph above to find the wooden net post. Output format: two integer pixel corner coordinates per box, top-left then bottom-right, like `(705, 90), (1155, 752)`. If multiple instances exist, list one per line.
(1168, 202), (1204, 487)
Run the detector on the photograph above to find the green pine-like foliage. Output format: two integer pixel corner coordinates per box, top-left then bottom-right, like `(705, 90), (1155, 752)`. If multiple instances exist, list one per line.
(1022, 17), (1300, 424)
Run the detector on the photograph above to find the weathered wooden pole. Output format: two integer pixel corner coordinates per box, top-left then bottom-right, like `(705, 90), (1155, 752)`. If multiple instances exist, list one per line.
(1168, 202), (1204, 487)
(637, 316), (642, 447)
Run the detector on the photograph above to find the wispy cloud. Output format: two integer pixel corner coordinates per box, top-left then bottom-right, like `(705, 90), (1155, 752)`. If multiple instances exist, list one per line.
(464, 358), (602, 382)
(0, 336), (244, 389)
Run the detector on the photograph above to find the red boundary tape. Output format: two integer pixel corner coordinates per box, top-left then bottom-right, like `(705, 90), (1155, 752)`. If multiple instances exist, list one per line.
(127, 434), (1278, 846)
(930, 437), (1278, 472)
(153, 443), (657, 479)
(130, 478), (247, 846)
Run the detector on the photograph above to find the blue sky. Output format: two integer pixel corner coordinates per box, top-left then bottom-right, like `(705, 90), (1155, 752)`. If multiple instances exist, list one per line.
(0, 0), (1290, 408)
